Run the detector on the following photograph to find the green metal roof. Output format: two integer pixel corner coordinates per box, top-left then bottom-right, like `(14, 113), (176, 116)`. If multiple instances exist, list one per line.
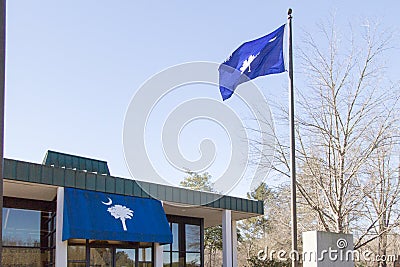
(3, 157), (263, 215)
(43, 150), (110, 175)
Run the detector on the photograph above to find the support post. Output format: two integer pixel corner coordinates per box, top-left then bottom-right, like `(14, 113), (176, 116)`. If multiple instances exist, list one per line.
(222, 210), (232, 267)
(154, 243), (163, 267)
(232, 220), (238, 267)
(154, 200), (164, 267)
(56, 187), (68, 267)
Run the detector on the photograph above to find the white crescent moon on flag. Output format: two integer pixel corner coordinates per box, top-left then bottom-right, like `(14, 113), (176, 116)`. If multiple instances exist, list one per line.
(102, 197), (113, 206)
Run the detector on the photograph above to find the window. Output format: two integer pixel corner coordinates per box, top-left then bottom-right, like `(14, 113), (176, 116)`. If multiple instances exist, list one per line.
(138, 247), (152, 267)
(185, 225), (200, 252)
(90, 247), (112, 267)
(67, 245), (86, 267)
(2, 197), (56, 267)
(185, 225), (201, 267)
(163, 216), (203, 267)
(67, 241), (153, 267)
(3, 208), (41, 247)
(116, 248), (136, 267)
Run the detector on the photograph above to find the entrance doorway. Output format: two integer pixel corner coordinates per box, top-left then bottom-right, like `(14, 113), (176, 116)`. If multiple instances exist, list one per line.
(67, 240), (153, 267)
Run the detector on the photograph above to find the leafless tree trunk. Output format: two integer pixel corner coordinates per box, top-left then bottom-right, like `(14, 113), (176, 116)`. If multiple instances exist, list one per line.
(357, 139), (400, 265)
(256, 18), (400, 252)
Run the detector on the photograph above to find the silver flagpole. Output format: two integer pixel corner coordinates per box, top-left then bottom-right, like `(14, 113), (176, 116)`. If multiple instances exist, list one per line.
(287, 8), (298, 267)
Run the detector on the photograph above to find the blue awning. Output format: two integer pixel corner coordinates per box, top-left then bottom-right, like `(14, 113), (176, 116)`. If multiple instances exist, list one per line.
(62, 188), (172, 244)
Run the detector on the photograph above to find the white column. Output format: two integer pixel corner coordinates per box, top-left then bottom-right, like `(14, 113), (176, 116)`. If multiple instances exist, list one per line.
(56, 187), (68, 267)
(154, 243), (163, 267)
(154, 201), (164, 267)
(222, 210), (232, 267)
(232, 220), (238, 267)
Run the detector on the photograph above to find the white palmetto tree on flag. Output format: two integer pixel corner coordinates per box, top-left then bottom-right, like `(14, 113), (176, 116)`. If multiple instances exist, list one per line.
(107, 204), (133, 231)
(102, 198), (134, 231)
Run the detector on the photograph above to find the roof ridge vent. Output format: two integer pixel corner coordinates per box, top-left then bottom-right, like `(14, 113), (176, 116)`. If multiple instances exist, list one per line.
(42, 150), (110, 175)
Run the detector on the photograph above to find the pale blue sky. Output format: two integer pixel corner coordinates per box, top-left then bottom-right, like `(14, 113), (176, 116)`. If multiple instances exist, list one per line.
(5, 1), (399, 197)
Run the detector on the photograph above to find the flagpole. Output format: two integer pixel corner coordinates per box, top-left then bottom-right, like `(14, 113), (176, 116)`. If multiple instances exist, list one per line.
(287, 8), (298, 267)
(0, 0), (5, 262)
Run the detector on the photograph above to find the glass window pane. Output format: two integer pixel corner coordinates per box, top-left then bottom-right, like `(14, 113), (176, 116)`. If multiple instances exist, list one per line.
(186, 253), (201, 267)
(185, 225), (200, 252)
(53, 216), (57, 229)
(171, 223), (179, 251)
(2, 247), (48, 266)
(2, 208), (41, 247)
(163, 251), (171, 266)
(90, 247), (112, 267)
(146, 247), (152, 262)
(51, 231), (56, 247)
(116, 248), (136, 267)
(162, 243), (171, 252)
(68, 245), (86, 261)
(138, 247), (152, 262)
(171, 252), (179, 267)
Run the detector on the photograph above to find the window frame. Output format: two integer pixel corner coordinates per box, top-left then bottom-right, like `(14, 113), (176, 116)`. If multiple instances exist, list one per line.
(163, 215), (204, 267)
(67, 240), (154, 267)
(2, 196), (57, 267)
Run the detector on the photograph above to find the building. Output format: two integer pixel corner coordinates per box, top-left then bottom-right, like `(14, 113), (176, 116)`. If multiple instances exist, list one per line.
(2, 150), (263, 267)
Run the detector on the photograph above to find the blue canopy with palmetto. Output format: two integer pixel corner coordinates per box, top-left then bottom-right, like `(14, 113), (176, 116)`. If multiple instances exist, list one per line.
(63, 187), (172, 244)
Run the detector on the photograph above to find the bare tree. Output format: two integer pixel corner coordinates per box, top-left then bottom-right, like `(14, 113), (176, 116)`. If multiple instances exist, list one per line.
(261, 18), (400, 252)
(356, 137), (400, 266)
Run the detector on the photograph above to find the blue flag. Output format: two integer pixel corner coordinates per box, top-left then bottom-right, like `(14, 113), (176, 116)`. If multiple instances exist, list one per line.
(219, 24), (286, 100)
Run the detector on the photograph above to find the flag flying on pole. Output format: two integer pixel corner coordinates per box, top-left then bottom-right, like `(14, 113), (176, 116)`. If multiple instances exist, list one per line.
(218, 24), (286, 100)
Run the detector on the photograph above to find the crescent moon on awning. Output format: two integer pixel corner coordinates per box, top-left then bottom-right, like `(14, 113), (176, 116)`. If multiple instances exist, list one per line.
(102, 197), (113, 206)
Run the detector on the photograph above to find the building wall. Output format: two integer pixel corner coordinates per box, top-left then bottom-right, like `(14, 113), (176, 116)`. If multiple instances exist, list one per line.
(2, 195), (204, 267)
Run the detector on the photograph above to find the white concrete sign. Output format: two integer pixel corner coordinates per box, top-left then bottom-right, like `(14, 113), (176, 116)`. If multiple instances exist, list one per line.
(302, 231), (354, 267)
